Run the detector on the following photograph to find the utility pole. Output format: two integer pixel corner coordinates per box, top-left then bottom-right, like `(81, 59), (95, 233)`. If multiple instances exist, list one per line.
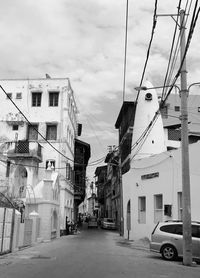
(118, 149), (124, 236)
(179, 9), (192, 266)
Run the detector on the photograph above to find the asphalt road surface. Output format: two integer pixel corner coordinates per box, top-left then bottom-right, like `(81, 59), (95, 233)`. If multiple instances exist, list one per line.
(1, 224), (200, 278)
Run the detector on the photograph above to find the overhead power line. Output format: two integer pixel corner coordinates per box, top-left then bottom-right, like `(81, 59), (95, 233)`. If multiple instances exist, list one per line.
(122, 0), (129, 101)
(161, 0), (182, 100)
(0, 85), (104, 168)
(135, 0), (158, 104)
(161, 2), (200, 107)
(0, 85), (75, 163)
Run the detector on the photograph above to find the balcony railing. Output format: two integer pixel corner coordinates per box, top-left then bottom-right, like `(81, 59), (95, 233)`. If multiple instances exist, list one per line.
(5, 140), (42, 162)
(15, 141), (29, 153)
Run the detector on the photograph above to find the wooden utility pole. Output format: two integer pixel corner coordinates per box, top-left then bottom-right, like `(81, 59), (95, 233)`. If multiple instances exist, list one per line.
(179, 9), (192, 266)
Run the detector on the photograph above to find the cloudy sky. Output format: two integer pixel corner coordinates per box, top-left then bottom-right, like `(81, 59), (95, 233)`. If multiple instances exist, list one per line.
(1, 0), (200, 180)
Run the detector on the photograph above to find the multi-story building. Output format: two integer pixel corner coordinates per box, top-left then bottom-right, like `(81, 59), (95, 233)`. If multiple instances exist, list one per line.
(74, 138), (91, 222)
(104, 147), (120, 229)
(116, 81), (200, 241)
(0, 77), (83, 236)
(160, 93), (200, 149)
(95, 166), (107, 218)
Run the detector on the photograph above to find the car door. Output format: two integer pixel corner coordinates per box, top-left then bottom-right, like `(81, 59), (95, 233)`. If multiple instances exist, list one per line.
(171, 224), (183, 256)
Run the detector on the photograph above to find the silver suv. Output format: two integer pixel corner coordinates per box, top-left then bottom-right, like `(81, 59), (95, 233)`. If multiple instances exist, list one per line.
(150, 220), (200, 261)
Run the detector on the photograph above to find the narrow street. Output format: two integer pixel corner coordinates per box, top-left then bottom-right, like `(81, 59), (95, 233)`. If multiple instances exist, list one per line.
(0, 224), (200, 278)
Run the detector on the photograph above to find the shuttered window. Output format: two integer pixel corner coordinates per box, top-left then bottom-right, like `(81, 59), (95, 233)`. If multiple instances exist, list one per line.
(28, 124), (38, 140)
(46, 125), (57, 140)
(49, 92), (59, 106)
(32, 92), (42, 107)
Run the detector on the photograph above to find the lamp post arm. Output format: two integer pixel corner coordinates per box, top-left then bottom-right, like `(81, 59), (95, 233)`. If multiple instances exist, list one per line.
(188, 82), (200, 91)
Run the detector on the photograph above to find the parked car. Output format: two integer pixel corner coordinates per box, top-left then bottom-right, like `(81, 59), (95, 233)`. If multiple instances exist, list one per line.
(150, 220), (200, 261)
(101, 218), (116, 230)
(88, 216), (98, 228)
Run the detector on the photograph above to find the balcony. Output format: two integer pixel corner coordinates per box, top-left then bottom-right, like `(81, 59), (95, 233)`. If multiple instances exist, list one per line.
(5, 140), (42, 162)
(74, 188), (85, 205)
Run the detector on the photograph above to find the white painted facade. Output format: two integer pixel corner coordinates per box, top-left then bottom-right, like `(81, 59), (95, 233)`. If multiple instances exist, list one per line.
(123, 142), (200, 241)
(122, 80), (200, 241)
(132, 80), (166, 159)
(0, 78), (78, 232)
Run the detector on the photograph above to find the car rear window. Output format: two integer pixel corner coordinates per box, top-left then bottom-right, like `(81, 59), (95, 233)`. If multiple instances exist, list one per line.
(90, 218), (97, 222)
(160, 224), (183, 235)
(192, 225), (200, 238)
(106, 219), (114, 223)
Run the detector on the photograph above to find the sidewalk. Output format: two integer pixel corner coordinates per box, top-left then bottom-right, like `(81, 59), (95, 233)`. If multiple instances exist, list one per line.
(115, 236), (150, 251)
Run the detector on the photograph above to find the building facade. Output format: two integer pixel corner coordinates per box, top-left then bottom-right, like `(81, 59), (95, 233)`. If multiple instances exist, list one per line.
(74, 139), (91, 222)
(95, 166), (107, 218)
(123, 141), (200, 240)
(0, 77), (81, 235)
(116, 81), (200, 241)
(104, 148), (120, 228)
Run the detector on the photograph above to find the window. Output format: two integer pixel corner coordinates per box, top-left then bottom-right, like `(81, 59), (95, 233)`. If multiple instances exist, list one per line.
(46, 160), (55, 170)
(28, 124), (38, 140)
(16, 93), (22, 99)
(66, 163), (74, 182)
(138, 196), (146, 224)
(127, 200), (131, 230)
(66, 163), (70, 179)
(19, 186), (25, 198)
(160, 224), (182, 235)
(168, 129), (181, 141)
(154, 194), (163, 223)
(164, 204), (172, 216)
(32, 92), (42, 107)
(12, 125), (18, 131)
(178, 192), (183, 220)
(46, 124), (57, 140)
(174, 106), (180, 111)
(49, 92), (59, 106)
(6, 93), (12, 99)
(192, 225), (200, 238)
(198, 107), (200, 112)
(160, 105), (168, 119)
(6, 161), (10, 177)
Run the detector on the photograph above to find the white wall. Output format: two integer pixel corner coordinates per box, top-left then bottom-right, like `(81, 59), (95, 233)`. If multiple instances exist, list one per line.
(0, 78), (78, 232)
(122, 141), (200, 241)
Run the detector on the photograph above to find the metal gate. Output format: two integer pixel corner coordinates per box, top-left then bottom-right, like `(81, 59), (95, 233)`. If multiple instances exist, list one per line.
(0, 207), (15, 255)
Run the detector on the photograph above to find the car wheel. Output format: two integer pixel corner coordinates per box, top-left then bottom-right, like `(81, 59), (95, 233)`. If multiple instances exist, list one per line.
(161, 245), (177, 261)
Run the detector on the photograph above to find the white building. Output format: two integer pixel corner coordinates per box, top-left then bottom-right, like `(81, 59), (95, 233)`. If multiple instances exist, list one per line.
(132, 80), (166, 159)
(117, 80), (200, 241)
(0, 77), (79, 236)
(123, 141), (200, 240)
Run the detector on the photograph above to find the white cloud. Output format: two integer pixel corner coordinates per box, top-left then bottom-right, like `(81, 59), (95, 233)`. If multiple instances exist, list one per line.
(0, 0), (200, 179)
